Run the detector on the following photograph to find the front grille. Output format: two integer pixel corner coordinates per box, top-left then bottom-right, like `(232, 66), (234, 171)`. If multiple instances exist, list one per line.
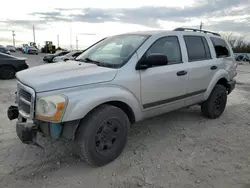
(17, 83), (35, 118)
(19, 99), (31, 114)
(19, 89), (32, 102)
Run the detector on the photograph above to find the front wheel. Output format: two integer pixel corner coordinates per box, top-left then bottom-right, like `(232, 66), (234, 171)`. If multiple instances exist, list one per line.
(75, 104), (130, 166)
(201, 85), (227, 119)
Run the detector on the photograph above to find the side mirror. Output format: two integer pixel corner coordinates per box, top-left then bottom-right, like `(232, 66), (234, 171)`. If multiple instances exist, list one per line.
(136, 54), (168, 70)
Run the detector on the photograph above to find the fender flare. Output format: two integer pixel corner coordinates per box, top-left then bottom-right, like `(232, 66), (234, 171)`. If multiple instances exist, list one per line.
(204, 69), (230, 100)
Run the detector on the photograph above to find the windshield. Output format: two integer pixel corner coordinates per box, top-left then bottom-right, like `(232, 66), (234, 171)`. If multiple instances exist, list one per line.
(65, 51), (79, 57)
(54, 51), (66, 55)
(76, 34), (149, 68)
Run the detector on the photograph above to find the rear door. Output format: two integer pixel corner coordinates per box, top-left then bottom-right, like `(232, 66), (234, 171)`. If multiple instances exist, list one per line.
(183, 35), (215, 105)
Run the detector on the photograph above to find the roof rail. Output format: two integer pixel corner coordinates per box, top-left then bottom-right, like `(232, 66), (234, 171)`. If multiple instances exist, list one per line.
(173, 27), (221, 36)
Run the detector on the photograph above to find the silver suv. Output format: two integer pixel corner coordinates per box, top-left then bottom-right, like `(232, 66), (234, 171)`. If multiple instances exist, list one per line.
(7, 28), (237, 166)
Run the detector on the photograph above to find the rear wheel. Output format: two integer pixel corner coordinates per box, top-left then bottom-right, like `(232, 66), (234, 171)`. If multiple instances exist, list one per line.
(201, 85), (227, 119)
(75, 104), (130, 166)
(0, 66), (16, 79)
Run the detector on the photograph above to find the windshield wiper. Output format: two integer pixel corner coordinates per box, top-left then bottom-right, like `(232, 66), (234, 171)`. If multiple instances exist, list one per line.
(83, 57), (101, 66)
(75, 58), (100, 65)
(75, 57), (116, 68)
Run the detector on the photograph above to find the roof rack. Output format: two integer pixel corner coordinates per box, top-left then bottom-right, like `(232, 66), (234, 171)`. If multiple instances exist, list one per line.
(173, 27), (221, 36)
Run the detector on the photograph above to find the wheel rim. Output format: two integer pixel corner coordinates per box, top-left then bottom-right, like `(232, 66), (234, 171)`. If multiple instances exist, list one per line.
(95, 118), (122, 156)
(0, 67), (14, 79)
(213, 92), (226, 114)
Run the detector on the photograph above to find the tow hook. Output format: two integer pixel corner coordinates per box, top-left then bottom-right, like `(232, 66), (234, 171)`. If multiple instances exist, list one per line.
(7, 106), (19, 120)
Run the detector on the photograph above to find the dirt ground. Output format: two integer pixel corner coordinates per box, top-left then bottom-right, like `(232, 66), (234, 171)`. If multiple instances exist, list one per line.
(1, 52), (250, 188)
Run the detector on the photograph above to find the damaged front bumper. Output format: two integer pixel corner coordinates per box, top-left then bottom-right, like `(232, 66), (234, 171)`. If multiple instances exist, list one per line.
(7, 106), (79, 145)
(8, 106), (38, 144)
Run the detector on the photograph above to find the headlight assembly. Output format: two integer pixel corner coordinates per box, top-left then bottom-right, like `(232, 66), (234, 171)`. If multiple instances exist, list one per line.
(35, 95), (67, 122)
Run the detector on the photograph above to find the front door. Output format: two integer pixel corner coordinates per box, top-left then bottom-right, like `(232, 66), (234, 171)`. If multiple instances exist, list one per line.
(139, 36), (188, 114)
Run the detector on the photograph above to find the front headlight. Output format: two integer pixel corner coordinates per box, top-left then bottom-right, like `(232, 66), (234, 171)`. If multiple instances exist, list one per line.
(35, 95), (67, 122)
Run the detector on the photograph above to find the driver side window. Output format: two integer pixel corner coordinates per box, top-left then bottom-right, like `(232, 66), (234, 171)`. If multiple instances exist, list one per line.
(146, 36), (182, 65)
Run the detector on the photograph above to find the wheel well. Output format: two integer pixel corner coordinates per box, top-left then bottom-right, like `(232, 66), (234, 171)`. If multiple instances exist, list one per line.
(71, 101), (136, 140)
(104, 101), (136, 124)
(216, 78), (229, 90)
(0, 65), (16, 71)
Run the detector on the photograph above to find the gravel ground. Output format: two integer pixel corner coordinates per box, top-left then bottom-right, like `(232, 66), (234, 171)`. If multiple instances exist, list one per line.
(0, 53), (250, 188)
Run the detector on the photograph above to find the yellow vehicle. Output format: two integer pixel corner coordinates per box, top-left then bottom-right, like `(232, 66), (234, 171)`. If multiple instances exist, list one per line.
(41, 41), (56, 53)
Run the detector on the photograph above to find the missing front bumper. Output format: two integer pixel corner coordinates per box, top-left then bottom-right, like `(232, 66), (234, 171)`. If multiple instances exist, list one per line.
(16, 121), (38, 144)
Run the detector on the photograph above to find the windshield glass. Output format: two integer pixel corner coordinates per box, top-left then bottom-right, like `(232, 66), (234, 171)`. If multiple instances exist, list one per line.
(54, 51), (66, 55)
(76, 34), (149, 68)
(65, 51), (79, 57)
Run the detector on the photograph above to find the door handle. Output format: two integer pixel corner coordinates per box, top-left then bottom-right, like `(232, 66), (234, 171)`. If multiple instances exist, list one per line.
(177, 70), (187, 76)
(211, 66), (217, 70)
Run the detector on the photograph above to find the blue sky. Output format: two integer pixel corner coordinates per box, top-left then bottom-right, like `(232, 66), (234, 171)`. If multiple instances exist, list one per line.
(0, 0), (249, 49)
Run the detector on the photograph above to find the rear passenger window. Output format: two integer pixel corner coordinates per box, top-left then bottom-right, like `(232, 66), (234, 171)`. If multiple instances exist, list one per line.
(210, 37), (230, 58)
(184, 36), (211, 62)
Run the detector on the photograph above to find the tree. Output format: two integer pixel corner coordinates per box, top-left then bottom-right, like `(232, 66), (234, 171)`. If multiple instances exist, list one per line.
(221, 33), (237, 47)
(221, 33), (250, 53)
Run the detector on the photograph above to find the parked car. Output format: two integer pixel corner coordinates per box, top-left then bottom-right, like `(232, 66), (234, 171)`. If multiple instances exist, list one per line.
(23, 46), (38, 55)
(7, 28), (237, 166)
(0, 52), (28, 79)
(0, 45), (11, 55)
(43, 50), (70, 63)
(236, 54), (250, 62)
(53, 50), (84, 63)
(6, 45), (16, 52)
(16, 46), (23, 51)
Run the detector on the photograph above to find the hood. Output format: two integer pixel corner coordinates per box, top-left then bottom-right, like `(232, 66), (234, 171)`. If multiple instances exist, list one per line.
(44, 54), (54, 57)
(54, 55), (65, 60)
(16, 60), (117, 92)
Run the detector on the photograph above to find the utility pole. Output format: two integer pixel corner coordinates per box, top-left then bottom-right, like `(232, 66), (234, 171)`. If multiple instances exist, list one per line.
(12, 31), (15, 47)
(76, 36), (78, 50)
(70, 28), (72, 50)
(57, 35), (59, 48)
(200, 21), (203, 31)
(33, 25), (36, 43)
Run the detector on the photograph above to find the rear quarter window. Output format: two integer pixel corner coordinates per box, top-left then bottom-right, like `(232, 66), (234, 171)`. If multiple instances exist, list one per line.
(210, 37), (231, 58)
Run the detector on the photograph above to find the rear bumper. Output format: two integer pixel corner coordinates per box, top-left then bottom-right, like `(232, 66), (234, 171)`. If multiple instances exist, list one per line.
(28, 51), (38, 54)
(227, 79), (236, 94)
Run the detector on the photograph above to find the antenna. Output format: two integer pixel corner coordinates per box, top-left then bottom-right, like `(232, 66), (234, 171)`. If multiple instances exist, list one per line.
(200, 21), (203, 31)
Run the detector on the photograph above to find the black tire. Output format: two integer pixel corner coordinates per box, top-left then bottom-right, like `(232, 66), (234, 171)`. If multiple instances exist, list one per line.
(0, 66), (16, 79)
(75, 104), (130, 166)
(201, 85), (227, 119)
